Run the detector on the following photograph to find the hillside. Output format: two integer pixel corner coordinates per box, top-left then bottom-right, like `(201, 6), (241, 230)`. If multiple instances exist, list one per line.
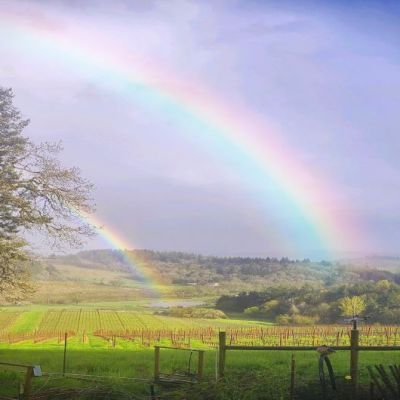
(19, 250), (400, 305)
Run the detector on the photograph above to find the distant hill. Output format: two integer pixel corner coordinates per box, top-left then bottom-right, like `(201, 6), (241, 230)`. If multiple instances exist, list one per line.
(21, 250), (400, 305)
(340, 255), (400, 272)
(42, 250), (340, 285)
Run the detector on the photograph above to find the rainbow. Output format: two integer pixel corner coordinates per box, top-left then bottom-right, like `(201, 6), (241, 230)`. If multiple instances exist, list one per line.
(1, 9), (367, 284)
(76, 210), (165, 297)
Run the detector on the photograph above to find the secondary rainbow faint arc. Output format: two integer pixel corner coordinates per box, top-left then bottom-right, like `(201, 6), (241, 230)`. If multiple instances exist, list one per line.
(1, 11), (365, 257)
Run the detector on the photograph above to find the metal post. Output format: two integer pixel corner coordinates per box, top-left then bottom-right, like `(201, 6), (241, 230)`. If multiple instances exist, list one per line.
(63, 332), (68, 376)
(350, 327), (359, 398)
(154, 346), (160, 381)
(218, 331), (226, 379)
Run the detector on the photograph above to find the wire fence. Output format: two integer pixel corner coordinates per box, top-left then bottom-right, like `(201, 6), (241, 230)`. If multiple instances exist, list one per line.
(2, 327), (400, 399)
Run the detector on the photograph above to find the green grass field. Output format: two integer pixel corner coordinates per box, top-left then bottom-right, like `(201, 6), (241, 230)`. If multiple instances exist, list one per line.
(1, 306), (400, 399)
(2, 345), (400, 399)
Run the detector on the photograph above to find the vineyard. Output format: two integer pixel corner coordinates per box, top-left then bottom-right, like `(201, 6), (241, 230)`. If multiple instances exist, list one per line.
(0, 311), (20, 330)
(1, 309), (400, 348)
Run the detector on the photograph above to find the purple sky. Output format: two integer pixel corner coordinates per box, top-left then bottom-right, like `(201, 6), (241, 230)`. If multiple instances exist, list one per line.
(1, 0), (399, 259)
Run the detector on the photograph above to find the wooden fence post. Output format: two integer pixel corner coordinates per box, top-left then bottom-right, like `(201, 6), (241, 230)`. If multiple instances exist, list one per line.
(350, 327), (359, 398)
(23, 366), (34, 400)
(154, 346), (160, 381)
(218, 331), (226, 379)
(198, 350), (204, 381)
(63, 332), (68, 376)
(290, 353), (296, 400)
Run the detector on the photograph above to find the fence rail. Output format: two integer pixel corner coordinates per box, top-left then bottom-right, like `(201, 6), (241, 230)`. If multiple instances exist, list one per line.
(154, 345), (205, 383)
(224, 345), (400, 351)
(217, 329), (400, 398)
(0, 362), (41, 399)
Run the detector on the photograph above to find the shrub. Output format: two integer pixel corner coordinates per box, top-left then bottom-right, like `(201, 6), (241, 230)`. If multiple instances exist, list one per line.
(156, 307), (227, 319)
(275, 314), (291, 325)
(292, 314), (319, 325)
(244, 306), (260, 315)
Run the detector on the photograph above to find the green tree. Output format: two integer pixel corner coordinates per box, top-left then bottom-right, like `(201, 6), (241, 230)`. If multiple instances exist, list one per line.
(339, 296), (366, 317)
(275, 314), (292, 325)
(244, 306), (260, 315)
(0, 88), (94, 301)
(261, 299), (279, 316)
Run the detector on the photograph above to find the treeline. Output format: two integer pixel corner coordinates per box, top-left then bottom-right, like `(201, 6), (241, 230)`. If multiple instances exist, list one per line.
(49, 249), (340, 287)
(44, 250), (400, 295)
(216, 280), (400, 324)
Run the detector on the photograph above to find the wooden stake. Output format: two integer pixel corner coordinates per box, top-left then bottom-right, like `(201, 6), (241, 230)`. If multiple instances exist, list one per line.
(23, 366), (34, 400)
(198, 350), (204, 381)
(63, 332), (68, 376)
(218, 331), (226, 379)
(350, 328), (359, 398)
(154, 346), (160, 381)
(290, 353), (296, 400)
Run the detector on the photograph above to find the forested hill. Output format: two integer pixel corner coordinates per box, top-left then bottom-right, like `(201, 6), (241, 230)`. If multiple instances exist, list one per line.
(41, 249), (400, 287)
(216, 280), (400, 324)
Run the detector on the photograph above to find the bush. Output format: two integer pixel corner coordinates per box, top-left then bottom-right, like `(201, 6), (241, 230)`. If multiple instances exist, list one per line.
(275, 314), (291, 325)
(292, 314), (319, 325)
(261, 299), (279, 312)
(244, 306), (260, 315)
(156, 307), (227, 319)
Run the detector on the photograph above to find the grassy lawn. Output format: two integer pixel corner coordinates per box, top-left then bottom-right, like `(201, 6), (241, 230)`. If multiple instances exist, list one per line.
(1, 342), (400, 399)
(9, 310), (45, 333)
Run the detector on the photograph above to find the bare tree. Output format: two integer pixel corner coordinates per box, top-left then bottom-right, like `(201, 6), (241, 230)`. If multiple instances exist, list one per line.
(0, 87), (95, 300)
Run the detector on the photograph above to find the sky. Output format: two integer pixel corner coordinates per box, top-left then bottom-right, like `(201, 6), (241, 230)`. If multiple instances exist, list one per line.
(0, 0), (399, 259)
